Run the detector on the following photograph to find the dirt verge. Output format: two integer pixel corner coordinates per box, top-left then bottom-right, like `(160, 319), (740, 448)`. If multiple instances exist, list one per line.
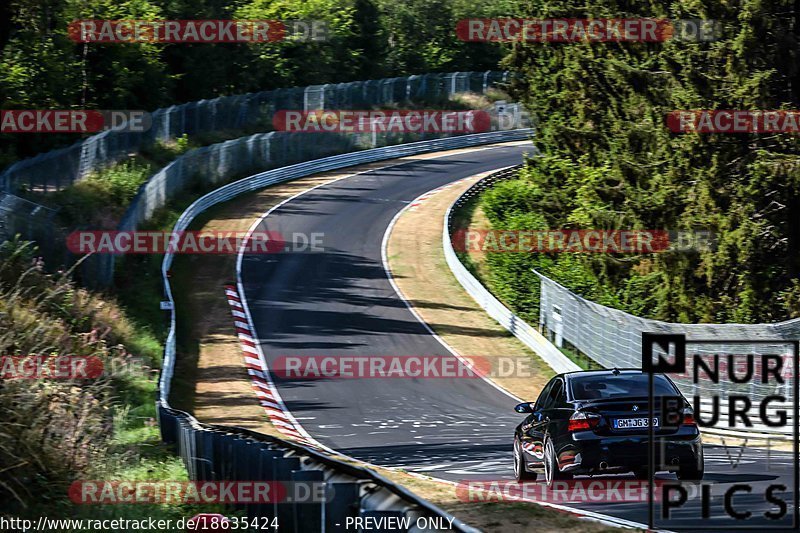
(170, 142), (626, 531)
(386, 171), (553, 400)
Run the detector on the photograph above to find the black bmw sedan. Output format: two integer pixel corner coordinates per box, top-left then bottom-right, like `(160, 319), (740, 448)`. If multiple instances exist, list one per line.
(513, 369), (703, 486)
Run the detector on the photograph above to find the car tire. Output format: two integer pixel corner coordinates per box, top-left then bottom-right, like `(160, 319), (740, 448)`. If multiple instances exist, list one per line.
(633, 467), (649, 480)
(543, 437), (570, 488)
(514, 437), (538, 482)
(676, 460), (704, 481)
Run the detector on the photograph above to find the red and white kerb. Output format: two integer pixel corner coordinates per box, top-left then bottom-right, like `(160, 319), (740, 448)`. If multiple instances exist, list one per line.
(224, 285), (315, 446)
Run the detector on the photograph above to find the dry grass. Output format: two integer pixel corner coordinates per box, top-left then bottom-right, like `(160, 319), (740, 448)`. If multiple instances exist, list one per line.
(386, 171), (553, 400)
(172, 143), (532, 431)
(0, 241), (159, 510)
(170, 141), (627, 531)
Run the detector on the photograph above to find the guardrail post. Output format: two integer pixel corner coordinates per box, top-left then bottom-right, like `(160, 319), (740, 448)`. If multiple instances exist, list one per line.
(248, 445), (281, 522)
(175, 419), (185, 460)
(324, 482), (361, 532)
(158, 406), (178, 444)
(231, 438), (250, 480)
(291, 469), (324, 532)
(273, 456), (301, 530)
(196, 431), (214, 480)
(209, 431), (225, 480)
(219, 433), (235, 480)
(230, 437), (252, 511)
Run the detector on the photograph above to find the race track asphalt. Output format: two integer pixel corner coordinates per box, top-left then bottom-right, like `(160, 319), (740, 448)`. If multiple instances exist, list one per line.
(239, 144), (797, 530)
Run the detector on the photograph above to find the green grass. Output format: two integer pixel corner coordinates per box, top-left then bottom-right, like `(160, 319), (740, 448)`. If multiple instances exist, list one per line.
(45, 159), (155, 228)
(4, 96), (512, 527)
(451, 185), (605, 371)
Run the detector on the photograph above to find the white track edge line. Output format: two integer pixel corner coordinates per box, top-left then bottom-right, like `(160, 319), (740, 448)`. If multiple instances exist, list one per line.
(380, 171), (522, 403)
(381, 171), (664, 532)
(232, 143), (650, 531)
(234, 143), (526, 452)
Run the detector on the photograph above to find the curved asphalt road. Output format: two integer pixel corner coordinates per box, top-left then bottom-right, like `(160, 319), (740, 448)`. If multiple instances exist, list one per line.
(240, 144), (797, 530)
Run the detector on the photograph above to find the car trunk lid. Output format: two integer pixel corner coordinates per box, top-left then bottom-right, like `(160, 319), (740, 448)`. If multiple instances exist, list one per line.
(576, 398), (682, 436)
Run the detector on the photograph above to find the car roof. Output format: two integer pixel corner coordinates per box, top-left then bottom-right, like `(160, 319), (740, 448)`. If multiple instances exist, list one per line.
(560, 369), (646, 380)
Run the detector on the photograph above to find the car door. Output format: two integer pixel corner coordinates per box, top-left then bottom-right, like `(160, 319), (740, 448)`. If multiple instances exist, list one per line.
(536, 378), (565, 438)
(519, 378), (557, 466)
(545, 378), (574, 454)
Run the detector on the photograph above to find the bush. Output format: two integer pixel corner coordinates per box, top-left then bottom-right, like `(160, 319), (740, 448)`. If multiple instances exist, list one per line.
(48, 160), (154, 228)
(0, 240), (161, 512)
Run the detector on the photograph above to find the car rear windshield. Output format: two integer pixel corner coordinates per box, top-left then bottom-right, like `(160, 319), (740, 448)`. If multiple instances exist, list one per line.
(569, 374), (678, 400)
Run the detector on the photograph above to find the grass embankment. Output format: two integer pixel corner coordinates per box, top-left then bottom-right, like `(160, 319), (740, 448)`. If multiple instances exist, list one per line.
(449, 179), (596, 370)
(0, 240), (226, 527)
(0, 132), (251, 527)
(171, 145), (624, 532)
(24, 131), (227, 229)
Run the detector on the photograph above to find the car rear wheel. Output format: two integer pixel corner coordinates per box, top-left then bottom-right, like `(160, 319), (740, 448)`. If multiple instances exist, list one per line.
(543, 437), (570, 488)
(676, 460), (704, 481)
(514, 437), (538, 482)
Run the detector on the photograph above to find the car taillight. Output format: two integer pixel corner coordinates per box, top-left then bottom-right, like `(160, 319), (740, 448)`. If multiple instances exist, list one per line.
(682, 408), (697, 426)
(568, 411), (600, 432)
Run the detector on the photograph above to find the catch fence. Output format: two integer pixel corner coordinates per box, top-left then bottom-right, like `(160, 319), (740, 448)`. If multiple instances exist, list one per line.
(447, 165), (798, 440)
(1, 72), (510, 193)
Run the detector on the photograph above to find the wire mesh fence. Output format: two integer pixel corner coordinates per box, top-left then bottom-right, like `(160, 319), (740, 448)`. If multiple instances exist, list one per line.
(537, 250), (798, 438)
(0, 192), (63, 261)
(445, 164), (797, 439)
(107, 103), (524, 284)
(0, 72), (520, 287)
(0, 72), (510, 194)
(116, 109), (523, 234)
(0, 192), (113, 287)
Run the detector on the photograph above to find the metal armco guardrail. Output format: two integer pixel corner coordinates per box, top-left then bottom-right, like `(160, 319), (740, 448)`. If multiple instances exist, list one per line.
(2, 72), (521, 289)
(443, 165), (581, 375)
(158, 412), (478, 533)
(444, 165), (796, 440)
(1, 71), (510, 193)
(159, 130), (533, 532)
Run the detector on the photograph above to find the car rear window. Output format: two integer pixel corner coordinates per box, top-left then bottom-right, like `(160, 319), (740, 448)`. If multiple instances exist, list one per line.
(570, 374), (678, 400)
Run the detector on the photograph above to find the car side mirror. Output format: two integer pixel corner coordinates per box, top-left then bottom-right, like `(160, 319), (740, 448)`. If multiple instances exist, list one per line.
(514, 402), (534, 414)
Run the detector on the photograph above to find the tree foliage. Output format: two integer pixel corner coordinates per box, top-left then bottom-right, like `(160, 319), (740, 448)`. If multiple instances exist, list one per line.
(484, 0), (800, 323)
(0, 0), (509, 164)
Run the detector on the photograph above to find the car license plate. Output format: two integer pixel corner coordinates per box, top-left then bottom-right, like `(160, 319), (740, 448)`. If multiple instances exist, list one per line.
(613, 417), (659, 429)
